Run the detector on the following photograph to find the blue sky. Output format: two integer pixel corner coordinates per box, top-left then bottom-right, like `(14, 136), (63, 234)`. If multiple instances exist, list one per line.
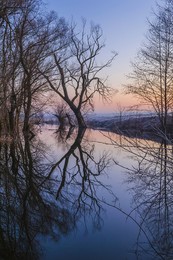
(44, 0), (161, 111)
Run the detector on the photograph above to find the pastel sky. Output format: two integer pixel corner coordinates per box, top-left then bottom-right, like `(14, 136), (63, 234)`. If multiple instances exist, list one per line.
(44, 0), (161, 112)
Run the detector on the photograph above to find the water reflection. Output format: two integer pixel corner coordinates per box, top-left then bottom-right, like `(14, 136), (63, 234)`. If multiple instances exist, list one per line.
(0, 134), (73, 259)
(49, 127), (115, 229)
(2, 125), (173, 259)
(108, 133), (173, 259)
(0, 127), (115, 259)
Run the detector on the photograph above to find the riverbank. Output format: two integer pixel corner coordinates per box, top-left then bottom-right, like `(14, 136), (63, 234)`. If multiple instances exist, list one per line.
(87, 115), (173, 142)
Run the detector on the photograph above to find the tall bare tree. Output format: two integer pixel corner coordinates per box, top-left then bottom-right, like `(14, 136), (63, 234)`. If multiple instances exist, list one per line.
(43, 21), (116, 128)
(126, 0), (173, 133)
(0, 0), (68, 136)
(0, 0), (25, 134)
(14, 2), (68, 134)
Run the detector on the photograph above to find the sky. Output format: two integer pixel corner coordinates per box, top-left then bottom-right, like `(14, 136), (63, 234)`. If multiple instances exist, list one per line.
(44, 0), (161, 113)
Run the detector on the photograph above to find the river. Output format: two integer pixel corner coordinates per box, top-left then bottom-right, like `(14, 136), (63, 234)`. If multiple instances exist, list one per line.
(0, 125), (172, 260)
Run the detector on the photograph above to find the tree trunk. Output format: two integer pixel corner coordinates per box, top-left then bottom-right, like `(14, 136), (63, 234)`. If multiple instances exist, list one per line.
(23, 90), (32, 134)
(75, 110), (87, 128)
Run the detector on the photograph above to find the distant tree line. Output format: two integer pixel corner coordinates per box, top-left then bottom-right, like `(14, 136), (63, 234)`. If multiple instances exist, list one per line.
(0, 0), (116, 137)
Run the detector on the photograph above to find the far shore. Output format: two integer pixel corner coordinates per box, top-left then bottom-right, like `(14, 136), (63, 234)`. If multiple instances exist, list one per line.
(87, 114), (173, 143)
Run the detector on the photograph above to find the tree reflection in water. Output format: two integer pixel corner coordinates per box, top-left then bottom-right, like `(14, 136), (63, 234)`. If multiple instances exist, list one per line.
(107, 132), (173, 260)
(0, 127), (115, 259)
(49, 127), (116, 233)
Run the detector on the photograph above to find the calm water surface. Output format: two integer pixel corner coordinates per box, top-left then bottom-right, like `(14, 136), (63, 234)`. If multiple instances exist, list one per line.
(0, 125), (172, 260)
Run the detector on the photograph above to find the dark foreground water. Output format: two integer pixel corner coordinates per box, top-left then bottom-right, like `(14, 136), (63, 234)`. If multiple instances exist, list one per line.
(0, 125), (172, 260)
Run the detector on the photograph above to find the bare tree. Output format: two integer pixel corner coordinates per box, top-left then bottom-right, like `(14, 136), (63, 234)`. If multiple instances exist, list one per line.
(0, 1), (116, 135)
(126, 0), (173, 134)
(43, 20), (117, 128)
(0, 0), (68, 136)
